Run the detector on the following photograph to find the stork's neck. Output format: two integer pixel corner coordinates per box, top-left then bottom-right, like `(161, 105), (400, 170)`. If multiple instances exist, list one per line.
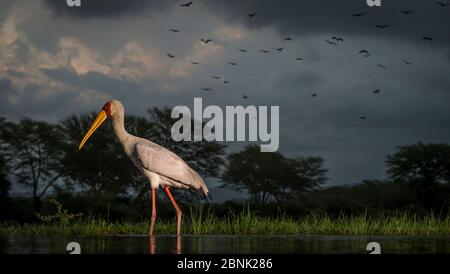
(112, 110), (130, 144)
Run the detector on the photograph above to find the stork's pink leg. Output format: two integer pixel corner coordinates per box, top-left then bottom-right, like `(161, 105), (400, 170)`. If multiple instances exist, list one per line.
(163, 186), (182, 236)
(150, 188), (157, 236)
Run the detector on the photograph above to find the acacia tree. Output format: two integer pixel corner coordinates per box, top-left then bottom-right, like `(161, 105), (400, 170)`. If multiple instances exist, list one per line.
(221, 145), (290, 205)
(0, 118), (64, 212)
(279, 157), (328, 204)
(386, 142), (450, 209)
(221, 145), (327, 205)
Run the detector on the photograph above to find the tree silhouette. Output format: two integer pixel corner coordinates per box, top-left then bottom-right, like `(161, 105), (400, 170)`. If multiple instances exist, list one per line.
(282, 157), (328, 203)
(0, 153), (11, 220)
(386, 142), (450, 209)
(0, 118), (64, 212)
(221, 145), (327, 205)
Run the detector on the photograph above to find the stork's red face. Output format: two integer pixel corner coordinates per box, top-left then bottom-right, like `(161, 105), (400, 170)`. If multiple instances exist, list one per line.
(78, 101), (112, 150)
(102, 101), (113, 117)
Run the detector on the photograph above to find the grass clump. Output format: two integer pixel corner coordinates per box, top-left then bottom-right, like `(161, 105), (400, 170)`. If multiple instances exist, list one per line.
(35, 199), (83, 227)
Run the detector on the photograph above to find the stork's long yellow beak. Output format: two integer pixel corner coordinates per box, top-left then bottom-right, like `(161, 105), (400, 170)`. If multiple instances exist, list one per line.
(78, 110), (107, 150)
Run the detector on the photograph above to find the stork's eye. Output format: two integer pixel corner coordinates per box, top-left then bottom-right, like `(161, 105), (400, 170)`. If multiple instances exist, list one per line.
(103, 102), (112, 116)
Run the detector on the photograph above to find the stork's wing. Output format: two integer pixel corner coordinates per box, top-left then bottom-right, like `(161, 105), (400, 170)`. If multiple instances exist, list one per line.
(134, 143), (208, 196)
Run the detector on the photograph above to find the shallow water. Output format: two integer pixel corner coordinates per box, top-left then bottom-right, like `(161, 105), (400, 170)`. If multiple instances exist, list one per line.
(0, 235), (448, 254)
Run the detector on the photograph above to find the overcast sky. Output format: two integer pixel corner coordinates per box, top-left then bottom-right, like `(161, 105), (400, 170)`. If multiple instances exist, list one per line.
(1, 0), (450, 201)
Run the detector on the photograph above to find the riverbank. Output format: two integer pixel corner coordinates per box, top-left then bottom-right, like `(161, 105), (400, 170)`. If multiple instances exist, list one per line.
(1, 210), (449, 236)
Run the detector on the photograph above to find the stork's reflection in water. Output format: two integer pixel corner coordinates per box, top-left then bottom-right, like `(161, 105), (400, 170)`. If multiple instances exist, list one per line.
(149, 235), (182, 254)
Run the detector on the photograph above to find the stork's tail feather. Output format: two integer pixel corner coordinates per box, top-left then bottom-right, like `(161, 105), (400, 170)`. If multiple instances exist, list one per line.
(193, 184), (211, 202)
(198, 190), (212, 202)
(188, 168), (210, 201)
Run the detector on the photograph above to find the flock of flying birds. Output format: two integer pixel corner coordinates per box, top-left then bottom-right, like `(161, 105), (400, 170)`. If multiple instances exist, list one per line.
(167, 1), (449, 120)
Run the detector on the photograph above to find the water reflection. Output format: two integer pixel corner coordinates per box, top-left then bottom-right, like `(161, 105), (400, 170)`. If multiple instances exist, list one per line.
(0, 235), (448, 254)
(149, 235), (181, 254)
(149, 236), (155, 254)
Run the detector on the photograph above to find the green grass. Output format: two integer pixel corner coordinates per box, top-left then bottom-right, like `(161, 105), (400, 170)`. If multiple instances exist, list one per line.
(1, 207), (449, 236)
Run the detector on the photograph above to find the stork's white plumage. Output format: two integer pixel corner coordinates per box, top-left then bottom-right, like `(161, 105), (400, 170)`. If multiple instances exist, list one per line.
(78, 99), (208, 236)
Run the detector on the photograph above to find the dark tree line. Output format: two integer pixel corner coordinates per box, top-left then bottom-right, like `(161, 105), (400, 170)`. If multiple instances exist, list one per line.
(0, 108), (449, 221)
(0, 108), (226, 215)
(220, 143), (449, 212)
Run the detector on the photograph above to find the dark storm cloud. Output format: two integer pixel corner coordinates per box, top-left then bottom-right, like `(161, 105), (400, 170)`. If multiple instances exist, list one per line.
(0, 77), (80, 121)
(13, 40), (30, 64)
(5, 69), (27, 79)
(41, 68), (140, 95)
(274, 70), (324, 90)
(0, 0), (14, 20)
(0, 77), (17, 116)
(42, 0), (170, 18)
(0, 77), (13, 92)
(41, 0), (450, 50)
(204, 0), (450, 47)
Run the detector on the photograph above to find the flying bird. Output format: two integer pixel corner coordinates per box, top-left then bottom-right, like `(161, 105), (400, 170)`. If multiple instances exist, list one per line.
(311, 93), (318, 97)
(377, 64), (387, 69)
(403, 60), (412, 65)
(169, 29), (180, 33)
(167, 53), (175, 58)
(332, 36), (344, 42)
(373, 89), (381, 94)
(238, 48), (248, 52)
(325, 40), (337, 45)
(78, 100), (208, 236)
(228, 62), (237, 66)
(359, 50), (370, 57)
(180, 1), (193, 7)
(201, 39), (212, 44)
(284, 37), (294, 41)
(375, 24), (390, 29)
(423, 36), (434, 42)
(437, 2), (450, 7)
(401, 10), (414, 15)
(247, 12), (257, 18)
(273, 48), (284, 52)
(353, 12), (368, 17)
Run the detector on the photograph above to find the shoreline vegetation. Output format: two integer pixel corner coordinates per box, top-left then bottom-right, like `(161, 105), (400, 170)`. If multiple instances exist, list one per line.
(1, 207), (449, 237)
(1, 117), (449, 240)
